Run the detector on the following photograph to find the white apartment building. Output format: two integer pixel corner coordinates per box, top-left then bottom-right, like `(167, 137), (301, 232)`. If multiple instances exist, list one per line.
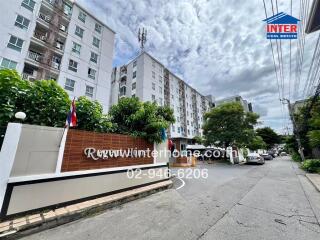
(215, 95), (253, 112)
(0, 0), (115, 111)
(111, 52), (213, 151)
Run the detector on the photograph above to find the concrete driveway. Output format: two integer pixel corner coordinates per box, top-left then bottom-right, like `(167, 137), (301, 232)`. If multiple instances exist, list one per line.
(21, 157), (320, 240)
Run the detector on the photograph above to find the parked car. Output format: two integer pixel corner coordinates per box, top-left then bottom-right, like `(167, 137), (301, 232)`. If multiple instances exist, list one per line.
(280, 152), (288, 156)
(246, 154), (265, 165)
(261, 153), (273, 160)
(267, 151), (276, 158)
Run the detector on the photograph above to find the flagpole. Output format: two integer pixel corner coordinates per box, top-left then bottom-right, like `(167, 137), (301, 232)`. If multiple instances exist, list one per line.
(59, 125), (68, 147)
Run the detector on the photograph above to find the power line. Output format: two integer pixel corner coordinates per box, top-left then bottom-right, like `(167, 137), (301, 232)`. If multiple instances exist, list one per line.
(262, 0), (282, 101)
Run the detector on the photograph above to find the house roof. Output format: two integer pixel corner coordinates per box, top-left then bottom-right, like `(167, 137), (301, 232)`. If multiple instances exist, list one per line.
(306, 0), (320, 33)
(263, 12), (300, 24)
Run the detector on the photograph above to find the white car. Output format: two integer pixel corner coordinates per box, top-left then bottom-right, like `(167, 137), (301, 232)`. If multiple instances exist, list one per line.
(246, 153), (265, 165)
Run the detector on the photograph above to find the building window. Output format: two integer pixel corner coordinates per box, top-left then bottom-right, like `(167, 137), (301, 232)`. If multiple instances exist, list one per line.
(95, 23), (102, 33)
(75, 26), (84, 38)
(68, 59), (78, 72)
(85, 85), (94, 97)
(133, 60), (137, 67)
(152, 94), (156, 102)
(152, 83), (155, 90)
(178, 127), (180, 133)
(78, 11), (86, 23)
(15, 15), (30, 30)
(7, 36), (24, 52)
(172, 125), (175, 132)
(64, 78), (75, 91)
(72, 42), (81, 55)
(88, 68), (96, 79)
(132, 82), (136, 90)
(133, 71), (136, 79)
(152, 71), (155, 78)
(188, 129), (190, 135)
(159, 86), (162, 94)
(0, 58), (17, 69)
(21, 0), (35, 12)
(159, 76), (162, 83)
(90, 52), (98, 63)
(159, 98), (163, 105)
(93, 37), (100, 48)
(187, 120), (189, 125)
(120, 86), (126, 96)
(64, 3), (72, 16)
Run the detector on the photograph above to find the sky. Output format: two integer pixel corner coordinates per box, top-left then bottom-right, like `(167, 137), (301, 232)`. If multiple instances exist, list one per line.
(78, 0), (319, 134)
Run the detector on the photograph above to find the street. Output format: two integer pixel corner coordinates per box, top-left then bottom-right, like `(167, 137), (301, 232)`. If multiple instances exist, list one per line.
(21, 157), (320, 240)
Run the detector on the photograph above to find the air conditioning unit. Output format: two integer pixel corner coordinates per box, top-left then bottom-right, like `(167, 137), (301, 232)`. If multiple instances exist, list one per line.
(60, 25), (66, 32)
(52, 62), (60, 69)
(45, 15), (51, 22)
(40, 35), (47, 41)
(55, 42), (62, 49)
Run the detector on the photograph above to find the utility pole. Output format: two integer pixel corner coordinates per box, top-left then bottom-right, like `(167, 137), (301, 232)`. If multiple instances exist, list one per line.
(281, 98), (305, 161)
(138, 28), (147, 51)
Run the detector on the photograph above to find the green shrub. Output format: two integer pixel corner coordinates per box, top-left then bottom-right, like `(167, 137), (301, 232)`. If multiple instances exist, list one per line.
(301, 159), (320, 173)
(0, 69), (70, 127)
(109, 97), (175, 143)
(291, 151), (302, 162)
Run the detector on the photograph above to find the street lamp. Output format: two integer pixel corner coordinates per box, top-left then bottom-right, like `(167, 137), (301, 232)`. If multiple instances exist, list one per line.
(15, 112), (26, 123)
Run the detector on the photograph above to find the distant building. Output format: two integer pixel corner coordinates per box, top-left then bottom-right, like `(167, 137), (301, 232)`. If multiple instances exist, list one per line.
(215, 95), (253, 112)
(293, 99), (308, 114)
(0, 0), (115, 111)
(111, 51), (214, 151)
(306, 0), (320, 33)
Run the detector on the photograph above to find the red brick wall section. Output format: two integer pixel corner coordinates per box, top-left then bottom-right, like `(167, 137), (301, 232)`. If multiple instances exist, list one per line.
(61, 129), (154, 172)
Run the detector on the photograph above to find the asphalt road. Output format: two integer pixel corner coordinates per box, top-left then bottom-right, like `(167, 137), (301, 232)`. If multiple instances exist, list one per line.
(21, 157), (320, 240)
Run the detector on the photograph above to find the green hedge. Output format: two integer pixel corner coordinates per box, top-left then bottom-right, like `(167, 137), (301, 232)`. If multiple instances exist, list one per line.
(301, 159), (320, 173)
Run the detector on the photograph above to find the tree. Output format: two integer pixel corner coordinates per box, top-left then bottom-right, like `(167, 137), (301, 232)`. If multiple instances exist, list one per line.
(307, 105), (320, 148)
(193, 135), (204, 144)
(76, 96), (112, 132)
(109, 97), (175, 143)
(24, 80), (71, 127)
(0, 69), (70, 127)
(0, 69), (31, 126)
(247, 135), (267, 150)
(293, 96), (320, 158)
(256, 127), (281, 149)
(203, 102), (259, 148)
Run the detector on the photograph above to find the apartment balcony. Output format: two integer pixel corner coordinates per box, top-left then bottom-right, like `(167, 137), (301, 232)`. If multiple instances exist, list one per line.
(22, 72), (37, 81)
(26, 51), (61, 72)
(120, 66), (127, 77)
(32, 31), (65, 53)
(37, 11), (68, 37)
(42, 0), (72, 19)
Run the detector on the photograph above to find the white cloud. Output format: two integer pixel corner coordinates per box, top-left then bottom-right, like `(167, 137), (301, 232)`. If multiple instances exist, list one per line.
(78, 0), (318, 133)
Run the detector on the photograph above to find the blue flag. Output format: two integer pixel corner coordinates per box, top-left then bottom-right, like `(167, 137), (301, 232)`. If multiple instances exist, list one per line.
(161, 128), (167, 142)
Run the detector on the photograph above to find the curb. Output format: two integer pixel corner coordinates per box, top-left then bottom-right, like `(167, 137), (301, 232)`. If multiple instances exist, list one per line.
(0, 180), (173, 239)
(306, 174), (320, 192)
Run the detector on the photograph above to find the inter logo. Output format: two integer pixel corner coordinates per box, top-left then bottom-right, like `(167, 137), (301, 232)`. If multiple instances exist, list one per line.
(263, 12), (300, 39)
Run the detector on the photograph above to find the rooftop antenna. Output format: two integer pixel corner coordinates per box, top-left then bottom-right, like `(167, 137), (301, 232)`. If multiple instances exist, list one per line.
(138, 27), (147, 51)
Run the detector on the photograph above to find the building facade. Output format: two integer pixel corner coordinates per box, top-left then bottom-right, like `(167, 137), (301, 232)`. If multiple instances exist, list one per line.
(215, 95), (253, 112)
(111, 52), (213, 151)
(0, 0), (115, 111)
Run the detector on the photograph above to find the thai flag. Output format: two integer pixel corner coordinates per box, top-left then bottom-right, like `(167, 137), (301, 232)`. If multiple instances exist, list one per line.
(66, 98), (77, 127)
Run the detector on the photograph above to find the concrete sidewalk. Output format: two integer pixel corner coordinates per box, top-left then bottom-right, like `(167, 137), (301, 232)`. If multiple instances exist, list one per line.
(0, 180), (172, 239)
(306, 174), (320, 192)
